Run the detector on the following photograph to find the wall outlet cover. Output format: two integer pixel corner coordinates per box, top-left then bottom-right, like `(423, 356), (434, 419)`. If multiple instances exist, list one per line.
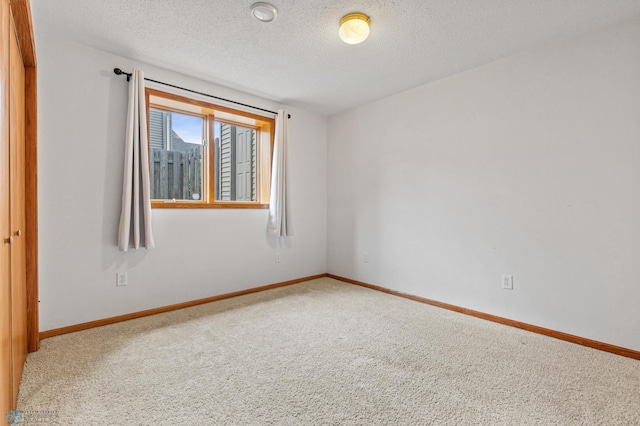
(116, 272), (128, 287)
(502, 275), (513, 290)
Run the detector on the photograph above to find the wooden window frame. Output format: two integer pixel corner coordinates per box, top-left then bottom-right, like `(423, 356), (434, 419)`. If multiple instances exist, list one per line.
(146, 88), (274, 209)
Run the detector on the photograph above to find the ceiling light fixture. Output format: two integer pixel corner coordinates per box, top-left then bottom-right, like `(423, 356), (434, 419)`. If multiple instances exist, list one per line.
(339, 13), (370, 44)
(251, 2), (277, 23)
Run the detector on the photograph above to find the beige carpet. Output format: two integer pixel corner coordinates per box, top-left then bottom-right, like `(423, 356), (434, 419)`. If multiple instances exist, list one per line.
(17, 278), (640, 425)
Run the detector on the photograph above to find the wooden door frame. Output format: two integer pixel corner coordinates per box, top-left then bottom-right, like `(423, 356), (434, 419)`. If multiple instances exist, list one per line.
(10, 0), (38, 352)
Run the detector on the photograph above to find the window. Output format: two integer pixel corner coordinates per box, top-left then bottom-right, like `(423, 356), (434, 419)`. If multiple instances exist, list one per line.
(146, 89), (274, 208)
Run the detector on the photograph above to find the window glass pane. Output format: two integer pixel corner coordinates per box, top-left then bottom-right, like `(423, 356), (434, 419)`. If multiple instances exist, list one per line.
(214, 121), (257, 202)
(149, 109), (204, 200)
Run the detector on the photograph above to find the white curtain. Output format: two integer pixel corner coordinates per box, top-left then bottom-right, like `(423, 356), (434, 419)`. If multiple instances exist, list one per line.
(267, 110), (290, 237)
(118, 68), (155, 251)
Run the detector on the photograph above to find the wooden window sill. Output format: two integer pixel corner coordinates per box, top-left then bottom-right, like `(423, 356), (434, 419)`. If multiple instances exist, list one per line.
(151, 201), (269, 209)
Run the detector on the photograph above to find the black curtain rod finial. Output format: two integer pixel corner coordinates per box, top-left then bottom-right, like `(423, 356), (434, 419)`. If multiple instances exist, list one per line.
(113, 67), (132, 81)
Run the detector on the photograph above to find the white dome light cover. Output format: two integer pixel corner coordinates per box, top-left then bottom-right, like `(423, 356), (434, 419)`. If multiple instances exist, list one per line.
(339, 13), (370, 44)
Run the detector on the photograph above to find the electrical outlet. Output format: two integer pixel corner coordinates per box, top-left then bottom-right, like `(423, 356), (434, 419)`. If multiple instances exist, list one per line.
(116, 272), (127, 287)
(363, 252), (369, 263)
(275, 252), (281, 263)
(502, 275), (513, 290)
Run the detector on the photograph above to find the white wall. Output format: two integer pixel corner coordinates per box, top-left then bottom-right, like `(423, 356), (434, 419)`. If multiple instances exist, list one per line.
(328, 18), (640, 351)
(37, 38), (327, 331)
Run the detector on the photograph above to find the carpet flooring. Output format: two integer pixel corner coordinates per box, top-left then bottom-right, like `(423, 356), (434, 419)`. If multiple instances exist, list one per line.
(17, 278), (640, 425)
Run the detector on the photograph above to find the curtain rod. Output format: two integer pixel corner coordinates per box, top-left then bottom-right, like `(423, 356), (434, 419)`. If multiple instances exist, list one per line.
(113, 68), (290, 119)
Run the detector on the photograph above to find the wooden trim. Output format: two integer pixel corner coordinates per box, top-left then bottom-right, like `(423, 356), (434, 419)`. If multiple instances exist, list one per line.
(40, 274), (328, 340)
(208, 113), (215, 203)
(150, 201), (269, 209)
(10, 0), (37, 352)
(149, 103), (207, 120)
(2, 0), (12, 415)
(327, 274), (640, 361)
(8, 0), (35, 67)
(24, 65), (36, 352)
(147, 88), (276, 123)
(39, 272), (640, 360)
(216, 117), (261, 132)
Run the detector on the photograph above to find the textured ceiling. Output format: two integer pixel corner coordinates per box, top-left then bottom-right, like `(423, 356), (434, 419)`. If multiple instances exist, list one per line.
(31, 0), (640, 116)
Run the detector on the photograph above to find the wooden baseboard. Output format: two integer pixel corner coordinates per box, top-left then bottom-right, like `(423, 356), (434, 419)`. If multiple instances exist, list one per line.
(40, 272), (640, 361)
(40, 274), (328, 340)
(327, 274), (640, 361)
